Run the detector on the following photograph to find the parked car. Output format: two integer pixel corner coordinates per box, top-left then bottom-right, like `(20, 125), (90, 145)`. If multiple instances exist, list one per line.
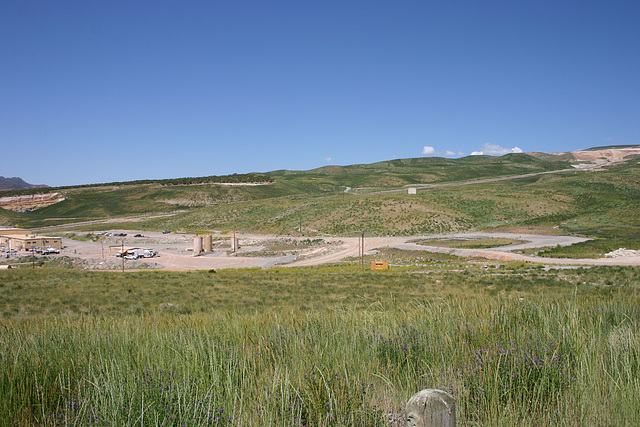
(41, 248), (60, 255)
(162, 230), (171, 234)
(134, 234), (143, 237)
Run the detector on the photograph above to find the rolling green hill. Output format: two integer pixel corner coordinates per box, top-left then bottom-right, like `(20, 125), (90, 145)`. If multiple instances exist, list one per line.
(136, 160), (639, 244)
(2, 153), (572, 227)
(268, 152), (572, 189)
(2, 150), (639, 256)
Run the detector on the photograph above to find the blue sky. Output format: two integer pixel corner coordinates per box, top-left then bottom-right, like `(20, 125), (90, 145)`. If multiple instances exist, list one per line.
(1, 1), (639, 187)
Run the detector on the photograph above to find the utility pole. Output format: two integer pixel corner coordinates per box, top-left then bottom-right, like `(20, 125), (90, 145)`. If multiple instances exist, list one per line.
(233, 219), (237, 253)
(299, 208), (302, 235)
(121, 240), (125, 273)
(357, 233), (360, 268)
(360, 230), (365, 270)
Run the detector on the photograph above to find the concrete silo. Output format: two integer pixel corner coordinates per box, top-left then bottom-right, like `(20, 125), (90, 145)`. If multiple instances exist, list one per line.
(193, 236), (203, 254)
(204, 234), (213, 252)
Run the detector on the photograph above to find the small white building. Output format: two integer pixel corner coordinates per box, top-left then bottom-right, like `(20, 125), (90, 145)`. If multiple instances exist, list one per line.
(408, 188), (417, 195)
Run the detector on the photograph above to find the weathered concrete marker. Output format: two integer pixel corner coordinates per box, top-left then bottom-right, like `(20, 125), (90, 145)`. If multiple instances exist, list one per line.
(405, 389), (455, 427)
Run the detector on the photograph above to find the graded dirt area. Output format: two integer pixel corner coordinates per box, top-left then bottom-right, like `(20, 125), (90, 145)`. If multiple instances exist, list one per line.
(569, 146), (640, 166)
(20, 230), (640, 270)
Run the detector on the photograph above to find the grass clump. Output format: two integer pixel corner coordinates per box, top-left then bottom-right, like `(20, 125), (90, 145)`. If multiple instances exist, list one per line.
(412, 237), (523, 249)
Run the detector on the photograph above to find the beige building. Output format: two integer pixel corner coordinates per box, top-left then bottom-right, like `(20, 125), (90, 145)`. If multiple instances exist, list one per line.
(0, 227), (62, 251)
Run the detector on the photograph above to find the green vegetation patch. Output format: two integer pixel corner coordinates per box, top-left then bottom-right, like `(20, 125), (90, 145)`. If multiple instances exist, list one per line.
(0, 265), (638, 425)
(536, 239), (639, 259)
(411, 237), (524, 249)
(63, 233), (105, 242)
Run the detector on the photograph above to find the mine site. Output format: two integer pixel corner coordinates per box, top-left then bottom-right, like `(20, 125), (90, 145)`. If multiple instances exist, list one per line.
(2, 146), (639, 272)
(3, 226), (640, 271)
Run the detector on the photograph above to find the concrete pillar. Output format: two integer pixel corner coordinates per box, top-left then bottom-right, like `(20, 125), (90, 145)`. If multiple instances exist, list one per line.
(405, 389), (455, 427)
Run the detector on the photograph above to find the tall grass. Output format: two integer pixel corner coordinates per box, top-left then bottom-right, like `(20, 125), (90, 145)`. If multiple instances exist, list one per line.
(2, 291), (639, 425)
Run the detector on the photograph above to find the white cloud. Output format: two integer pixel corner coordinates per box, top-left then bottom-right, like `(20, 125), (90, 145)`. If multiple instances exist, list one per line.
(325, 157), (332, 164)
(472, 143), (524, 156)
(421, 146), (465, 157)
(421, 146), (435, 155)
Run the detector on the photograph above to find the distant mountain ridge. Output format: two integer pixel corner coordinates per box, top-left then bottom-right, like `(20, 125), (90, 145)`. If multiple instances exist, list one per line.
(0, 177), (48, 191)
(1, 145), (638, 193)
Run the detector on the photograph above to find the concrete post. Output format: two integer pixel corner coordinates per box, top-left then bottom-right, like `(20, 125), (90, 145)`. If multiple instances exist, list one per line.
(405, 389), (455, 427)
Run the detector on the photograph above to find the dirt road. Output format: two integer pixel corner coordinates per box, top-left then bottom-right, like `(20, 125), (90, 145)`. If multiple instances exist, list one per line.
(285, 233), (640, 267)
(42, 230), (640, 270)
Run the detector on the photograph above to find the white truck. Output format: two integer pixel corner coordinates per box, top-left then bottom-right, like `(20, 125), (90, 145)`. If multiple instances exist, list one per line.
(124, 248), (157, 260)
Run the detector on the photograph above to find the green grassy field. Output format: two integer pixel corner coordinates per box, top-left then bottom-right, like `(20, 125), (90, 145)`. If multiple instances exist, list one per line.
(1, 265), (639, 426)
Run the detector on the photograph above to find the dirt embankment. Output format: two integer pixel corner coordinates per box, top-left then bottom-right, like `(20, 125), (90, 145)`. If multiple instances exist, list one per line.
(570, 147), (640, 162)
(567, 146), (640, 169)
(0, 193), (63, 212)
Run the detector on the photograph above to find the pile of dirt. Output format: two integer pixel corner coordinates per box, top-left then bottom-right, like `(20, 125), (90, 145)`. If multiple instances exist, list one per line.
(605, 248), (640, 258)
